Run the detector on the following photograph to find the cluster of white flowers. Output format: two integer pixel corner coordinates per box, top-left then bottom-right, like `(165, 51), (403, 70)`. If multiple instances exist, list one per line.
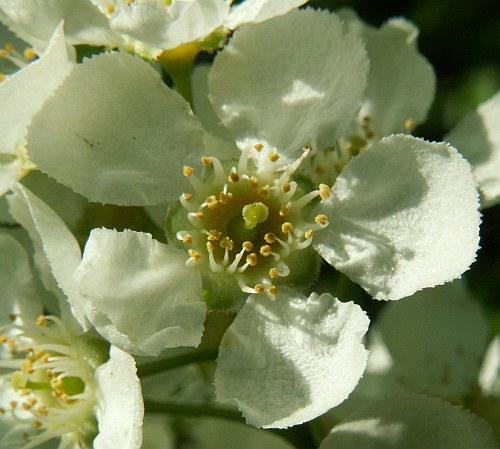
(0, 1), (498, 448)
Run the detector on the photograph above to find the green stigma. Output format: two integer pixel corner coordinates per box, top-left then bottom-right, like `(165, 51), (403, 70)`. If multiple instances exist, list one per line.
(242, 202), (269, 230)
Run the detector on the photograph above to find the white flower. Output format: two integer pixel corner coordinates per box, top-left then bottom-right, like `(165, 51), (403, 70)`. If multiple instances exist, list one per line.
(321, 279), (499, 440)
(0, 0), (308, 59)
(0, 232), (143, 449)
(22, 9), (480, 427)
(0, 23), (74, 196)
(445, 90), (500, 209)
(318, 394), (498, 449)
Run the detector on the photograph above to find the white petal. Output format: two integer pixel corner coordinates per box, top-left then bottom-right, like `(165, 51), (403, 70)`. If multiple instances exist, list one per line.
(0, 0), (120, 53)
(215, 289), (369, 428)
(209, 9), (368, 154)
(478, 336), (500, 397)
(27, 51), (206, 206)
(0, 234), (41, 323)
(319, 394), (497, 449)
(7, 183), (86, 330)
(376, 280), (489, 399)
(445, 91), (500, 208)
(21, 170), (87, 230)
(110, 0), (229, 54)
(314, 134), (480, 300)
(340, 9), (435, 137)
(225, 0), (308, 29)
(94, 346), (144, 449)
(75, 228), (206, 355)
(0, 23), (74, 157)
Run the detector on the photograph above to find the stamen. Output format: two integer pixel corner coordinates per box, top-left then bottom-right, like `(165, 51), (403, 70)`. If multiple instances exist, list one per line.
(281, 222), (293, 234)
(314, 214), (329, 226)
(254, 284), (264, 294)
(319, 184), (331, 200)
(269, 152), (279, 162)
(268, 285), (278, 296)
(228, 169), (239, 183)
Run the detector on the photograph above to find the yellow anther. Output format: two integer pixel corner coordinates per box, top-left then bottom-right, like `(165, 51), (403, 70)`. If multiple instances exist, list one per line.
(268, 285), (278, 296)
(219, 191), (233, 203)
(269, 152), (279, 162)
(0, 407), (5, 414)
(46, 369), (55, 377)
(205, 195), (218, 207)
(37, 405), (48, 416)
(404, 118), (414, 130)
(264, 232), (276, 244)
(229, 170), (239, 183)
(246, 253), (257, 266)
(193, 211), (204, 220)
(33, 420), (42, 428)
(20, 389), (30, 397)
(8, 313), (17, 321)
(254, 143), (263, 152)
(0, 335), (6, 343)
(269, 268), (279, 279)
(3, 43), (13, 52)
(34, 348), (45, 359)
(220, 237), (234, 251)
(51, 377), (63, 389)
(27, 397), (37, 406)
(10, 401), (18, 409)
(105, 4), (115, 13)
(254, 284), (264, 293)
(182, 234), (192, 244)
(314, 214), (328, 225)
(304, 229), (314, 239)
(281, 182), (291, 193)
(281, 222), (293, 234)
(22, 432), (30, 440)
(279, 205), (288, 217)
(207, 229), (221, 241)
(242, 241), (253, 251)
(319, 184), (331, 200)
(201, 156), (212, 166)
(206, 241), (214, 252)
(260, 245), (272, 257)
(0, 73), (4, 82)
(181, 192), (192, 201)
(248, 176), (258, 188)
(23, 48), (37, 60)
(36, 315), (47, 326)
(258, 185), (269, 198)
(188, 249), (201, 261)
(22, 402), (32, 410)
(183, 166), (193, 177)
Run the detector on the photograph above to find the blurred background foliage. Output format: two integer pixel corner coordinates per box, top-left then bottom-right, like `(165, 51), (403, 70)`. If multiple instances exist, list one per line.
(309, 0), (500, 332)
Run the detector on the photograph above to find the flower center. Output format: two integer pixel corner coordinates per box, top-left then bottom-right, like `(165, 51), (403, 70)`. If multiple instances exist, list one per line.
(174, 144), (330, 300)
(0, 314), (107, 449)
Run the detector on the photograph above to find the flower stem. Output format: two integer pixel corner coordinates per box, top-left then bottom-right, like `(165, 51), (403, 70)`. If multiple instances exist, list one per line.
(137, 347), (218, 378)
(144, 400), (318, 449)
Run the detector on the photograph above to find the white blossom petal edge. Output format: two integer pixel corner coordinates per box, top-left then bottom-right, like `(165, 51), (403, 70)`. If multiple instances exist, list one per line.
(314, 134), (480, 300)
(74, 228), (206, 356)
(215, 289), (369, 428)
